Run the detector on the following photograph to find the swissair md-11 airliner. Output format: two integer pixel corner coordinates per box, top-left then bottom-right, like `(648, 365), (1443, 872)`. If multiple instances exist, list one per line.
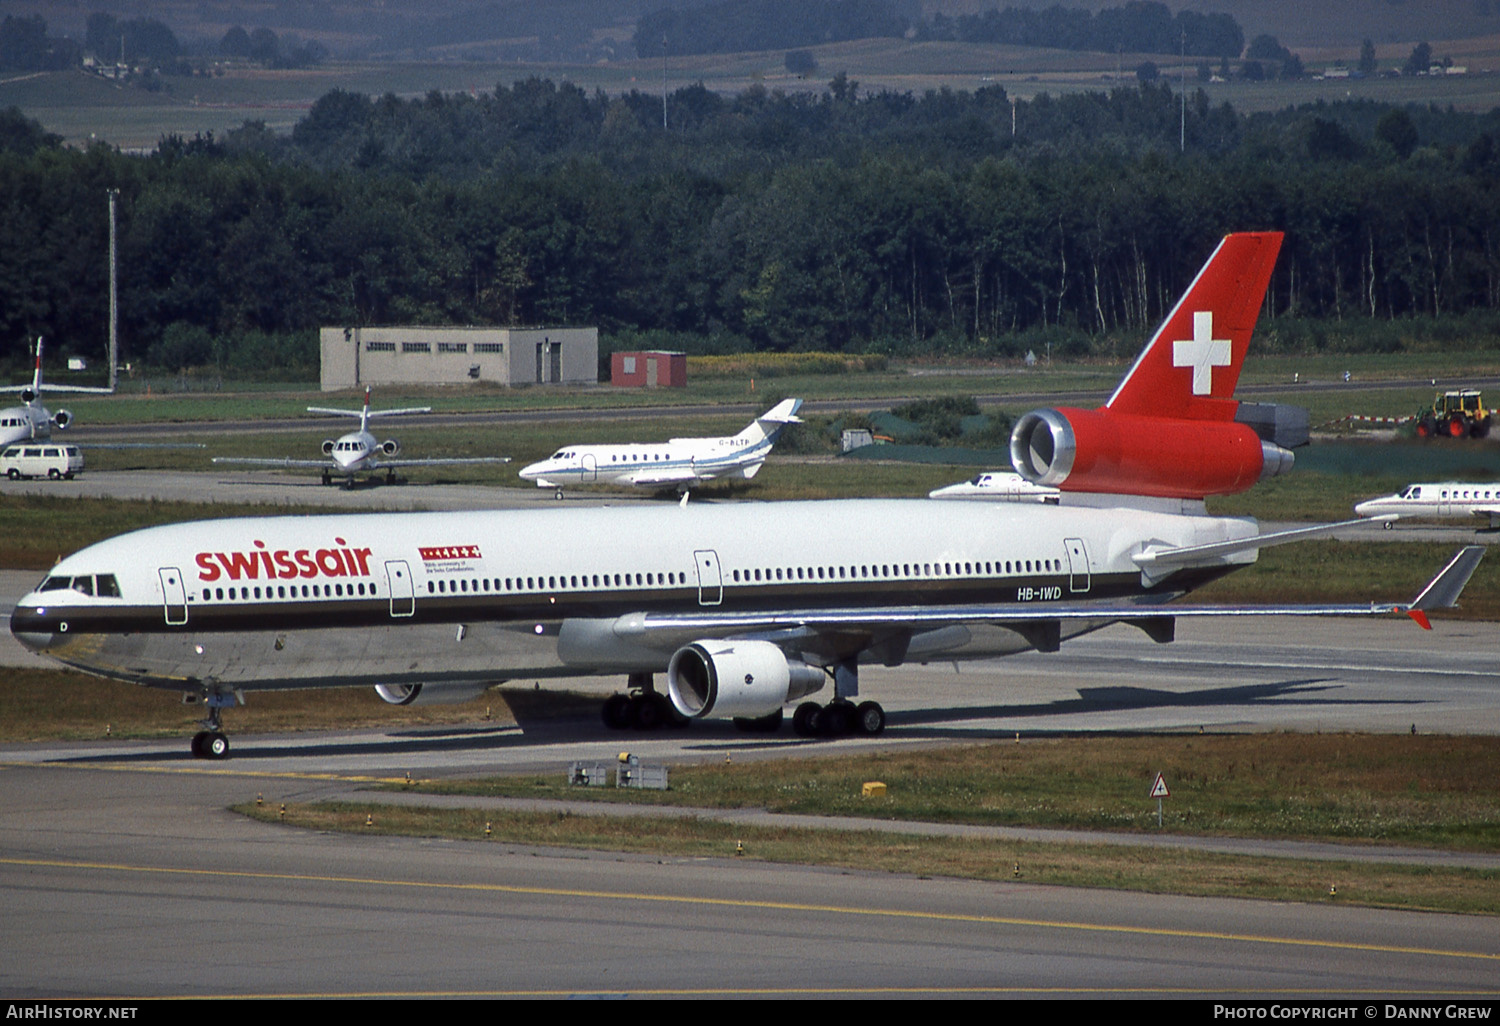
(11, 233), (1483, 758)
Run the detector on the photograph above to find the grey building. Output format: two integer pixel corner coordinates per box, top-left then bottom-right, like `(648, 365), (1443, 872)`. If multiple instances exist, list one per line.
(320, 326), (598, 391)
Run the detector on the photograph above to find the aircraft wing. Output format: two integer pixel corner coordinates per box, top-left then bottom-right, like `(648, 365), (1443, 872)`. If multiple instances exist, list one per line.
(372, 456), (511, 468)
(627, 468), (704, 487)
(613, 546), (1484, 651)
(212, 457), (333, 468)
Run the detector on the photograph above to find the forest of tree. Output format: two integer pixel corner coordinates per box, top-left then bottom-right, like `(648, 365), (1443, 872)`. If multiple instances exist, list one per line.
(2, 76), (1499, 375)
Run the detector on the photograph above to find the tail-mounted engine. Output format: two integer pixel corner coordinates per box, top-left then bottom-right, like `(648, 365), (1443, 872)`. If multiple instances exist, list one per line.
(1011, 406), (1297, 500)
(51, 409), (71, 430)
(666, 640), (824, 720)
(322, 439), (336, 456)
(380, 439), (401, 456)
(374, 682), (490, 706)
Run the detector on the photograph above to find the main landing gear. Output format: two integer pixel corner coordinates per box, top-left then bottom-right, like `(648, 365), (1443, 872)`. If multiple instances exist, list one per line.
(792, 699), (886, 738)
(188, 692), (237, 759)
(601, 673), (687, 731)
(791, 656), (885, 737)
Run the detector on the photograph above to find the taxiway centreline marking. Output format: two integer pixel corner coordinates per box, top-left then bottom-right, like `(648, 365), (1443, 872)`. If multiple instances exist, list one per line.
(2, 855), (1495, 964)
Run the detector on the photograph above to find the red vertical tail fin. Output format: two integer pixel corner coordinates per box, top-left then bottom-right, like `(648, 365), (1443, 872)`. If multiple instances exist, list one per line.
(1105, 232), (1282, 421)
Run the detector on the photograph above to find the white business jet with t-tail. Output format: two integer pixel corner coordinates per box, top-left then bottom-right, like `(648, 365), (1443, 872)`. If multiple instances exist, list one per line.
(213, 387), (508, 487)
(929, 471), (1059, 503)
(518, 398), (803, 497)
(1356, 482), (1500, 529)
(0, 337), (114, 448)
(12, 233), (1484, 759)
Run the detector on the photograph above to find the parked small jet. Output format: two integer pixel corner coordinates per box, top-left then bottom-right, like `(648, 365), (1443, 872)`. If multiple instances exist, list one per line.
(519, 398), (803, 496)
(1356, 482), (1500, 529)
(213, 387), (508, 487)
(929, 471), (1060, 503)
(0, 337), (114, 448)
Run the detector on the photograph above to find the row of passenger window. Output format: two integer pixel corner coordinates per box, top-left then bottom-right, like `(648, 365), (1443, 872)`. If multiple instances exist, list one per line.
(198, 581), (377, 602)
(426, 557), (1064, 596)
(427, 571), (687, 595)
(187, 557), (1067, 604)
(731, 557), (1061, 583)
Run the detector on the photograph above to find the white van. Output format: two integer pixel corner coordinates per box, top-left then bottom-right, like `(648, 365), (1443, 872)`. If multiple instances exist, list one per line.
(1, 444), (84, 480)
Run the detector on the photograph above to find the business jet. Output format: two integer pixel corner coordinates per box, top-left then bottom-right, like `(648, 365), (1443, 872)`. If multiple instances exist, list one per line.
(929, 471), (1059, 503)
(0, 337), (113, 448)
(11, 233), (1484, 759)
(518, 398), (803, 496)
(213, 387), (509, 487)
(1355, 482), (1500, 529)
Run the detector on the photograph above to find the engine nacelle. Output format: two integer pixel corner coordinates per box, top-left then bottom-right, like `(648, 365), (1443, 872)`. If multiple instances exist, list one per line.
(374, 682), (490, 706)
(20, 388), (36, 403)
(321, 439), (336, 456)
(51, 409), (71, 430)
(666, 640), (824, 720)
(1011, 407), (1293, 500)
(380, 439), (401, 456)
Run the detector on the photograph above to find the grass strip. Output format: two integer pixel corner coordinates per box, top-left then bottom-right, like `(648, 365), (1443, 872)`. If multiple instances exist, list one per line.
(236, 800), (1500, 916)
(402, 734), (1500, 851)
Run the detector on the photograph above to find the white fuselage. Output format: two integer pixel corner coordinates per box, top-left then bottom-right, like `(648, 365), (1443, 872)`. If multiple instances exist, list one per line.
(519, 434), (774, 489)
(11, 498), (1257, 694)
(0, 402), (54, 448)
(328, 429), (382, 473)
(929, 471), (1060, 503)
(1355, 482), (1500, 525)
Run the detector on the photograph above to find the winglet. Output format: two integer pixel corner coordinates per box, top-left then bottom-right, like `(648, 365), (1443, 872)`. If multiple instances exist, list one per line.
(1407, 545), (1485, 614)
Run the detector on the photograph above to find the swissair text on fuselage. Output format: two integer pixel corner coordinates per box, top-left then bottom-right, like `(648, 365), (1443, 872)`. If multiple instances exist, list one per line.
(195, 539), (374, 583)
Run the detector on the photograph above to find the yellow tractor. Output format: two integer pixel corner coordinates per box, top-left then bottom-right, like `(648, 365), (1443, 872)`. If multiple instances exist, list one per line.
(1415, 389), (1491, 439)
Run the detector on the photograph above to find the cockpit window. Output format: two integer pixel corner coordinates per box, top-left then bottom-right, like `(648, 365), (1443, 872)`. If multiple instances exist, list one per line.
(39, 576), (71, 591)
(71, 576), (94, 596)
(96, 575), (120, 597)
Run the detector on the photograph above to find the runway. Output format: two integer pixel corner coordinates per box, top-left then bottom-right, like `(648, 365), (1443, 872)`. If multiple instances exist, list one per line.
(2, 763), (1497, 999)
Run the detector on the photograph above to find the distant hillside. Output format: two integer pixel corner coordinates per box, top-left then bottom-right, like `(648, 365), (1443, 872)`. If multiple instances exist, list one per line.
(929, 0), (1500, 49)
(10, 0), (1493, 60)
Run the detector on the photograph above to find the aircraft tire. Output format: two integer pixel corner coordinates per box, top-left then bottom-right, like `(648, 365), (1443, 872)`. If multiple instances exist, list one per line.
(206, 733), (230, 759)
(630, 694), (666, 730)
(821, 702), (853, 737)
(602, 694), (633, 730)
(854, 701), (886, 736)
(792, 702), (823, 737)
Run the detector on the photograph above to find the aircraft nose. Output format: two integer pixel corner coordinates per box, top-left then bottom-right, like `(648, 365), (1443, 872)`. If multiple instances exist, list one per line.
(9, 601), (60, 654)
(518, 461), (543, 480)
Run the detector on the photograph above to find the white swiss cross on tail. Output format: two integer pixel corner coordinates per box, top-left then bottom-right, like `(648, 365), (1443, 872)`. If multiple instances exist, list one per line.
(1172, 311), (1231, 396)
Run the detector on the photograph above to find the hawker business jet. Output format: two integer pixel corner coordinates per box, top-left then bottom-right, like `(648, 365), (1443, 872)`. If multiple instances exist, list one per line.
(1356, 482), (1500, 529)
(213, 387), (508, 487)
(929, 471), (1059, 503)
(11, 232), (1484, 759)
(518, 398), (803, 497)
(0, 337), (113, 448)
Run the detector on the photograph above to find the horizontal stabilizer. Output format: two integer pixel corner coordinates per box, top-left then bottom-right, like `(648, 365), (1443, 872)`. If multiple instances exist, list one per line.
(1132, 516), (1394, 569)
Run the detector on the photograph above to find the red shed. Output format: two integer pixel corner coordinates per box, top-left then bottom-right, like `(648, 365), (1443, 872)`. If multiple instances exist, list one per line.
(611, 350), (687, 388)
